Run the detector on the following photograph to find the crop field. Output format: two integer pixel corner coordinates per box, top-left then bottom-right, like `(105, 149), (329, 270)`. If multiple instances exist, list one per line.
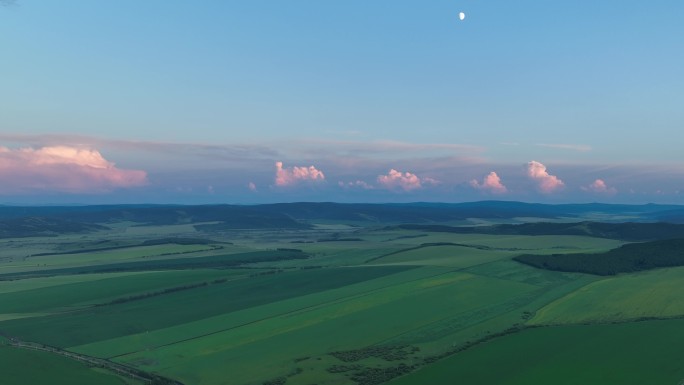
(102, 270), (536, 384)
(0, 244), (227, 275)
(0, 343), (141, 385)
(1, 207), (682, 385)
(530, 266), (684, 325)
(388, 318), (684, 385)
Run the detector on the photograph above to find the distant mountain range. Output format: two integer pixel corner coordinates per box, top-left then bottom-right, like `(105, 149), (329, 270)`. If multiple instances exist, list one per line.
(1, 201), (684, 238)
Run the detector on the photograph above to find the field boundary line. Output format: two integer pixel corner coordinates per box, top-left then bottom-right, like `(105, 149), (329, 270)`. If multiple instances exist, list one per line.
(0, 332), (184, 385)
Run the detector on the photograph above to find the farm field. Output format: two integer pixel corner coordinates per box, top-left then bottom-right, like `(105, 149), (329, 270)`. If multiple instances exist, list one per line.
(530, 266), (684, 325)
(1, 203), (683, 385)
(388, 318), (684, 385)
(0, 342), (142, 385)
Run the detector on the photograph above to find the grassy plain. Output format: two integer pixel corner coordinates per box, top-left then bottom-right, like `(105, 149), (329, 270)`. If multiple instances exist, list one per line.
(0, 213), (677, 385)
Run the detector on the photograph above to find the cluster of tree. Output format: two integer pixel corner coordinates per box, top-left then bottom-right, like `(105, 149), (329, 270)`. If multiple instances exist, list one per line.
(317, 238), (364, 242)
(330, 345), (420, 363)
(0, 216), (107, 238)
(421, 325), (526, 365)
(261, 367), (303, 385)
(99, 282), (209, 306)
(249, 269), (284, 278)
(327, 364), (362, 373)
(29, 238), (220, 259)
(141, 237), (220, 246)
(514, 238), (684, 275)
(349, 363), (415, 385)
(366, 242), (490, 263)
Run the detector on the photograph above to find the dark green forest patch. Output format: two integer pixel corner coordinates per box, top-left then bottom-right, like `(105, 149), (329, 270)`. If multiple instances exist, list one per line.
(398, 221), (684, 241)
(514, 238), (684, 275)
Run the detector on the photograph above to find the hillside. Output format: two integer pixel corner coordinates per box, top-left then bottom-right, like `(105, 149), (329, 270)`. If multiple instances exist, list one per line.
(0, 217), (108, 238)
(398, 221), (684, 241)
(514, 238), (684, 275)
(1, 201), (684, 238)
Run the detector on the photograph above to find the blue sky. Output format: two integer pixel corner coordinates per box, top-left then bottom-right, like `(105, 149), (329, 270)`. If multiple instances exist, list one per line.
(1, 1), (683, 204)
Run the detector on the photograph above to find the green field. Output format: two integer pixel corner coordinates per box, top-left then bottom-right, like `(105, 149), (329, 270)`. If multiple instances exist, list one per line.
(530, 266), (684, 325)
(0, 269), (246, 315)
(0, 266), (413, 347)
(103, 269), (537, 384)
(388, 319), (684, 385)
(0, 209), (681, 385)
(0, 344), (141, 385)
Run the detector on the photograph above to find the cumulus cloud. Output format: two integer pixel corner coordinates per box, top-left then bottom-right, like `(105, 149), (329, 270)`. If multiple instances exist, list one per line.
(526, 161), (564, 193)
(248, 182), (258, 192)
(0, 146), (147, 194)
(582, 179), (617, 195)
(377, 169), (436, 191)
(470, 171), (507, 194)
(274, 161), (325, 186)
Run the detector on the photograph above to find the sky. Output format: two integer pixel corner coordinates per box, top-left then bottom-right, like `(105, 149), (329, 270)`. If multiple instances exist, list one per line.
(1, 1), (683, 204)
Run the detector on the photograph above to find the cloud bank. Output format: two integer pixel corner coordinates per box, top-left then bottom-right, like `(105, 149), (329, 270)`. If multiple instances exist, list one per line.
(527, 161), (564, 193)
(0, 146), (148, 194)
(274, 161), (325, 186)
(470, 171), (507, 194)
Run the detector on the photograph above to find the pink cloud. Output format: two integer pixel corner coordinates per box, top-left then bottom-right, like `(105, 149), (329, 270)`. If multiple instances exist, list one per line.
(274, 161), (325, 186)
(470, 171), (507, 194)
(582, 179), (617, 195)
(527, 161), (564, 193)
(377, 169), (435, 192)
(248, 182), (258, 192)
(0, 146), (147, 194)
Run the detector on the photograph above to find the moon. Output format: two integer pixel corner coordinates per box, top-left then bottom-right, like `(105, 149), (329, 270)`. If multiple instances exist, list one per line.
(459, 12), (465, 21)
